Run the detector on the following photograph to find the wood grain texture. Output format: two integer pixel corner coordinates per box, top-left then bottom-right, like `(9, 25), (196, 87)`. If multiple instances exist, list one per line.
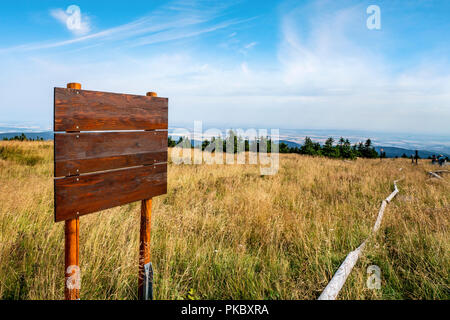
(55, 131), (168, 177)
(54, 88), (168, 131)
(55, 164), (167, 222)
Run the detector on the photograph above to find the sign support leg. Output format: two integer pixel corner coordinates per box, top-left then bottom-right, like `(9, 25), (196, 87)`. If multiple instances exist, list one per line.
(139, 198), (153, 300)
(64, 82), (82, 301)
(65, 217), (80, 300)
(138, 91), (158, 300)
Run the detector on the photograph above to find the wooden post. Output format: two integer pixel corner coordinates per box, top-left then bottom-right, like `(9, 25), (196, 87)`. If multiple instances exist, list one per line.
(65, 218), (80, 300)
(65, 82), (81, 300)
(138, 91), (157, 300)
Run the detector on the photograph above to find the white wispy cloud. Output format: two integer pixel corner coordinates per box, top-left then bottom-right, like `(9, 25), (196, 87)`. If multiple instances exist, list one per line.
(241, 62), (250, 74)
(50, 7), (91, 36)
(129, 18), (251, 48)
(237, 41), (258, 55)
(244, 42), (257, 49)
(274, 1), (450, 133)
(0, 1), (249, 53)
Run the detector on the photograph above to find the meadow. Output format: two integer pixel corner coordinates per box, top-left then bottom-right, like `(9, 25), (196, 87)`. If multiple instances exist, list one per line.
(0, 141), (448, 300)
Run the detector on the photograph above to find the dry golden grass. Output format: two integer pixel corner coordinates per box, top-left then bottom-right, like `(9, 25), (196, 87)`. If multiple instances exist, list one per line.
(0, 141), (448, 300)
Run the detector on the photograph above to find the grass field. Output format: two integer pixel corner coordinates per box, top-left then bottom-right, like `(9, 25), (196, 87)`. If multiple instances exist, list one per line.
(0, 141), (448, 300)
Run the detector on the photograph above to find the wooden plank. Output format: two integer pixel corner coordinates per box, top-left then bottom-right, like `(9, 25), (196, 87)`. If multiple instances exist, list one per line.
(55, 164), (167, 222)
(54, 88), (168, 132)
(56, 152), (167, 178)
(55, 131), (168, 177)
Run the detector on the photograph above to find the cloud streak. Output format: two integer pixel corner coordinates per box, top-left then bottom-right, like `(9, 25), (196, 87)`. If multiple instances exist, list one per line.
(0, 1), (249, 53)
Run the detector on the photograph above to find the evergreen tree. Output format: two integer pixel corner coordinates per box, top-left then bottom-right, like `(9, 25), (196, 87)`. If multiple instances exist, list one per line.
(341, 139), (355, 159)
(168, 136), (177, 148)
(279, 142), (290, 154)
(322, 137), (335, 158)
(360, 139), (378, 158)
(300, 137), (316, 155)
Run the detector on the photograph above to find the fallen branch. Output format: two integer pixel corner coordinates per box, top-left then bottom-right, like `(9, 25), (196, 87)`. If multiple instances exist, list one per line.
(318, 242), (367, 300)
(318, 178), (403, 301)
(428, 172), (443, 180)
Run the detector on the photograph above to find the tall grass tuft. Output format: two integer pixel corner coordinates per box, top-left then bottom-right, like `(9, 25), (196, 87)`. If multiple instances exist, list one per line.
(0, 144), (43, 166)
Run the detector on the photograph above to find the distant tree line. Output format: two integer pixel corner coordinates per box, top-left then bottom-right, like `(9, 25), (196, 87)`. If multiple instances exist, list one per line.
(4, 132), (445, 162)
(278, 137), (379, 160)
(169, 132), (381, 160)
(169, 131), (276, 153)
(2, 133), (45, 142)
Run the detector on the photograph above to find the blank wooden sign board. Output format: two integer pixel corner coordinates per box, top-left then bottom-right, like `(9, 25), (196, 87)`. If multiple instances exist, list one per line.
(54, 83), (168, 300)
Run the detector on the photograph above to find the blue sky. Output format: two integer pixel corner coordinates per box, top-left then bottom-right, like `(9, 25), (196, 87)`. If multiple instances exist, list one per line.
(0, 0), (449, 135)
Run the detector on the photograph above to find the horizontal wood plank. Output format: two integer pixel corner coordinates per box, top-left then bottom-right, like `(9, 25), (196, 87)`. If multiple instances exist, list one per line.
(55, 131), (168, 177)
(54, 88), (168, 131)
(55, 164), (167, 222)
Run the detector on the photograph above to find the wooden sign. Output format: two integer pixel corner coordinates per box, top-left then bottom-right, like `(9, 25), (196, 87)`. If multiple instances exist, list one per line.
(54, 87), (168, 222)
(54, 83), (167, 300)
